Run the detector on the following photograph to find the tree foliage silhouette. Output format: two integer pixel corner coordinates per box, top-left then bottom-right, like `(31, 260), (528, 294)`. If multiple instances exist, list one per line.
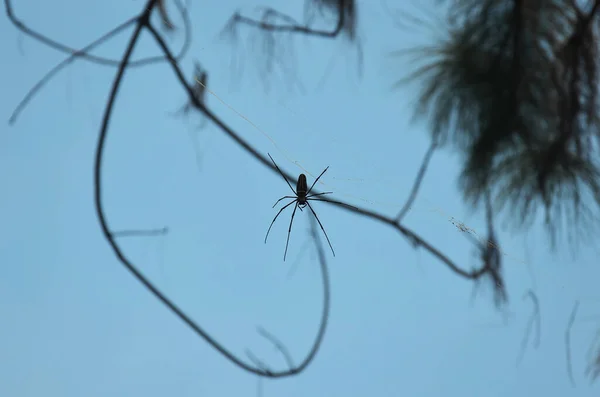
(396, 0), (600, 248)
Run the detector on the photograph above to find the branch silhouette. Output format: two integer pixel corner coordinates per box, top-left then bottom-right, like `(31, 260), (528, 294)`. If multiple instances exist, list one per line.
(396, 139), (438, 223)
(5, 0), (190, 67)
(516, 289), (541, 365)
(222, 0), (361, 85)
(85, 0), (332, 378)
(250, 327), (296, 370)
(7, 0), (501, 380)
(566, 300), (580, 387)
(112, 227), (169, 238)
(7, 0), (191, 124)
(230, 5), (345, 39)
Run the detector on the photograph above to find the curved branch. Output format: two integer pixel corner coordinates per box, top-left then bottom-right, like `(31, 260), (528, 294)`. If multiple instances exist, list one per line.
(11, 0), (493, 379)
(525, 290), (541, 349)
(255, 326), (296, 370)
(5, 0), (175, 66)
(112, 227), (169, 238)
(516, 289), (541, 365)
(93, 7), (329, 378)
(566, 301), (580, 387)
(240, 217), (332, 377)
(6, 0), (192, 125)
(396, 139), (438, 222)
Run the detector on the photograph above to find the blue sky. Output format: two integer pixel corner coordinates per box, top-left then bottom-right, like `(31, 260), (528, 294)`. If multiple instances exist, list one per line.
(2, 0), (600, 396)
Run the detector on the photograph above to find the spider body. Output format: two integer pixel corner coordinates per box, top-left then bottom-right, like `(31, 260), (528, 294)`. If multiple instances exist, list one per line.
(296, 174), (308, 207)
(265, 154), (350, 261)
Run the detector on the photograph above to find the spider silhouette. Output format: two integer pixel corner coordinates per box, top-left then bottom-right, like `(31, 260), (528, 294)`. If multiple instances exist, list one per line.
(265, 153), (351, 261)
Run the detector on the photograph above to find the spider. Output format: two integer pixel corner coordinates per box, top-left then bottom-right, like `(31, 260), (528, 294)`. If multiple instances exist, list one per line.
(265, 153), (350, 261)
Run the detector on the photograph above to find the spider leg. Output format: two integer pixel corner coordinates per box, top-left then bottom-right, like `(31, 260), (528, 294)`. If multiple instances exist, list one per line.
(272, 195), (297, 208)
(308, 198), (360, 211)
(283, 202), (300, 261)
(305, 201), (335, 257)
(306, 166), (330, 195)
(306, 191), (332, 199)
(268, 153), (297, 195)
(265, 199), (297, 244)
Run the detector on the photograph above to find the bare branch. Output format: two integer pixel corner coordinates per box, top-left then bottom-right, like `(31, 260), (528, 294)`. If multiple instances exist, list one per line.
(566, 300), (580, 387)
(111, 227), (169, 238)
(7, 0), (191, 125)
(246, 350), (270, 372)
(396, 139), (438, 222)
(231, 4), (345, 39)
(257, 327), (296, 370)
(222, 1), (360, 87)
(157, 0), (175, 31)
(83, 0), (334, 375)
(516, 289), (541, 365)
(4, 0), (190, 67)
(586, 325), (600, 382)
(243, 327), (296, 375)
(171, 62), (208, 119)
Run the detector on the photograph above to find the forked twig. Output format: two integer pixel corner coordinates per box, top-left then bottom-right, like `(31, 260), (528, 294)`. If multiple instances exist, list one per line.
(7, 0), (191, 124)
(4, 0), (190, 66)
(244, 327), (295, 374)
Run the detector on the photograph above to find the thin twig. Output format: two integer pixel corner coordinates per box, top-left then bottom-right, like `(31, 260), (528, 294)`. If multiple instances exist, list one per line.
(566, 300), (580, 387)
(586, 326), (600, 381)
(256, 377), (263, 397)
(529, 292), (541, 349)
(257, 326), (296, 370)
(246, 351), (270, 372)
(516, 289), (541, 365)
(232, 6), (344, 39)
(4, 0), (189, 67)
(7, 0), (191, 125)
(8, 16), (136, 124)
(286, 233), (313, 279)
(112, 227), (169, 238)
(396, 139), (437, 222)
(244, 327), (295, 374)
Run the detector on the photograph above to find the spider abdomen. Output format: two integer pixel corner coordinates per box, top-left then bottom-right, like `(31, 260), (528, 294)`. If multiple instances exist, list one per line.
(296, 174), (308, 197)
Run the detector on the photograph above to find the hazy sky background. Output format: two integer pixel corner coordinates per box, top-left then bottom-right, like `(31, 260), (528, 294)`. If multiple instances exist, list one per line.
(2, 0), (600, 396)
